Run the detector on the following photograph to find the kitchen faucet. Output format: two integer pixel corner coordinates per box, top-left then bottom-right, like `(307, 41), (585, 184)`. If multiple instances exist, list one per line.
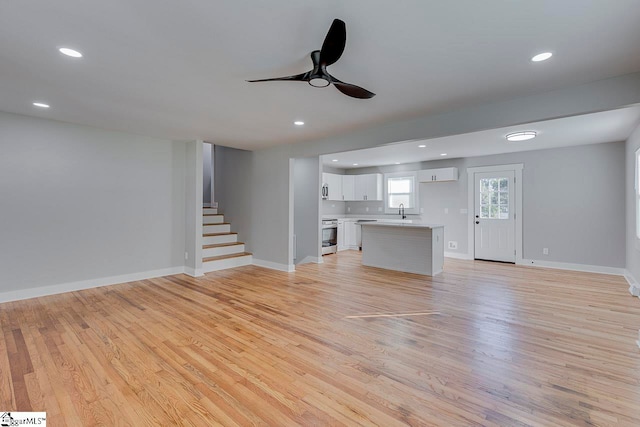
(399, 203), (406, 219)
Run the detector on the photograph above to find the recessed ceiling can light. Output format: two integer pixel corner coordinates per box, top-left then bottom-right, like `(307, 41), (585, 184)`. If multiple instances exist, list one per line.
(33, 102), (50, 108)
(506, 131), (537, 142)
(294, 121), (304, 126)
(59, 47), (83, 58)
(353, 163), (358, 166)
(531, 52), (552, 62)
(332, 159), (338, 162)
(395, 162), (400, 165)
(418, 144), (426, 148)
(440, 153), (447, 156)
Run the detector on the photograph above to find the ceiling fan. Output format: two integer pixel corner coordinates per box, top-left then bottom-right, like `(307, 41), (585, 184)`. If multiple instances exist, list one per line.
(247, 19), (375, 99)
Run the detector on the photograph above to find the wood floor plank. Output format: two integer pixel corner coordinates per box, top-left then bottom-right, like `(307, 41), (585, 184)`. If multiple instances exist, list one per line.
(2, 251), (640, 425)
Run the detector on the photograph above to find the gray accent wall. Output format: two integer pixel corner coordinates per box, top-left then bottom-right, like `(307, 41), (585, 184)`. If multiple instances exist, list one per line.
(626, 123), (640, 283)
(0, 111), (187, 293)
(213, 145), (253, 252)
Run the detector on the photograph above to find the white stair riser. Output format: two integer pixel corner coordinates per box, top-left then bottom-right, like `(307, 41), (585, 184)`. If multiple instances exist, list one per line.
(203, 255), (252, 273)
(203, 224), (230, 234)
(203, 215), (224, 224)
(203, 234), (237, 245)
(203, 244), (245, 258)
(203, 208), (218, 215)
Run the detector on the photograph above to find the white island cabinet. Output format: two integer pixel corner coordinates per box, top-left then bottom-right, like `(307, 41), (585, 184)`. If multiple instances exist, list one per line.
(360, 222), (444, 276)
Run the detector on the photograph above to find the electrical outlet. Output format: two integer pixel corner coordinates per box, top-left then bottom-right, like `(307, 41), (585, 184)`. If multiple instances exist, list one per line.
(448, 241), (458, 249)
(347, 207), (351, 212)
(543, 248), (549, 255)
(331, 204), (335, 208)
(365, 207), (369, 212)
(184, 252), (189, 260)
(420, 207), (424, 213)
(444, 208), (449, 214)
(378, 207), (382, 212)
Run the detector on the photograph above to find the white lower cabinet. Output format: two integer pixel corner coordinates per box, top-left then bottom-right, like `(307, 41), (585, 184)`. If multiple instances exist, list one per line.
(344, 221), (358, 249)
(337, 220), (346, 251)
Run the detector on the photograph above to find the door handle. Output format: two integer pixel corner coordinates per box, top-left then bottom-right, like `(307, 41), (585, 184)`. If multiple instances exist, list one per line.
(475, 221), (480, 224)
(475, 214), (479, 218)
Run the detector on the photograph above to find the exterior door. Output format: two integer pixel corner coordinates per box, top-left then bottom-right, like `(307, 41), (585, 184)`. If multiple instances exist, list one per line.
(474, 171), (515, 262)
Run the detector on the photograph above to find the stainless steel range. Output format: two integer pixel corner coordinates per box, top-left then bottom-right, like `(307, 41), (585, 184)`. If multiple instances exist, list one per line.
(321, 219), (338, 255)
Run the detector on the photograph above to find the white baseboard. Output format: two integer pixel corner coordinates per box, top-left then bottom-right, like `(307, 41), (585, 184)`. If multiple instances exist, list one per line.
(0, 266), (186, 304)
(252, 258), (295, 272)
(445, 251), (473, 260)
(184, 267), (204, 277)
(624, 270), (640, 296)
(296, 256), (322, 265)
(519, 259), (625, 276)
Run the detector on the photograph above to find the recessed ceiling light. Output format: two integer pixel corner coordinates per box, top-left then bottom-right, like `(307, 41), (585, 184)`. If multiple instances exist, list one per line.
(33, 102), (50, 108)
(418, 144), (426, 148)
(59, 47), (83, 58)
(506, 131), (537, 142)
(531, 52), (552, 62)
(353, 163), (358, 166)
(395, 162), (400, 165)
(332, 159), (338, 162)
(294, 121), (304, 126)
(440, 153), (447, 156)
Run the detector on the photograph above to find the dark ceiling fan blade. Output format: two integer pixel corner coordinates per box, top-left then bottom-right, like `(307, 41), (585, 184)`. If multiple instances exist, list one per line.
(246, 72), (308, 83)
(332, 81), (376, 99)
(319, 19), (346, 66)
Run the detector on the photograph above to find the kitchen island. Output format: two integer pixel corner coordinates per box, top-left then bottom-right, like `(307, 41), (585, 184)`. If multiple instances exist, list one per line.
(360, 222), (444, 276)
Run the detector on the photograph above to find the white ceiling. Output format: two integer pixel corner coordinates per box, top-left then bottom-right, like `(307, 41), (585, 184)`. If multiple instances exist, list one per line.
(322, 106), (640, 169)
(1, 1), (640, 150)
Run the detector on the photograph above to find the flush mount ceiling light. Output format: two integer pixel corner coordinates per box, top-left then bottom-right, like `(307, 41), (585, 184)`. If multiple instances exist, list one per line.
(332, 159), (338, 162)
(294, 121), (304, 126)
(353, 163), (358, 166)
(59, 47), (83, 58)
(531, 52), (552, 62)
(506, 131), (537, 142)
(33, 102), (50, 108)
(440, 153), (447, 156)
(418, 144), (426, 148)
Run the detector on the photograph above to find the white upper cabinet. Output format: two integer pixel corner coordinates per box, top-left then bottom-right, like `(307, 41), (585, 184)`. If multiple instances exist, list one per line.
(342, 175), (355, 201)
(353, 173), (383, 201)
(322, 172), (383, 201)
(322, 173), (343, 201)
(418, 167), (458, 183)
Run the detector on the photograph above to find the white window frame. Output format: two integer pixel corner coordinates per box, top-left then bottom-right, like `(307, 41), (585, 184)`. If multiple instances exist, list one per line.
(636, 148), (640, 239)
(384, 171), (419, 215)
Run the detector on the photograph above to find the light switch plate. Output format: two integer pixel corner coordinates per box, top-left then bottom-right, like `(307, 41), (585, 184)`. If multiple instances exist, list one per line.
(460, 208), (468, 214)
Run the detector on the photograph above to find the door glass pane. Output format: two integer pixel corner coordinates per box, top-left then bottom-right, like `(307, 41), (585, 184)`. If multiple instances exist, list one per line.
(479, 177), (509, 219)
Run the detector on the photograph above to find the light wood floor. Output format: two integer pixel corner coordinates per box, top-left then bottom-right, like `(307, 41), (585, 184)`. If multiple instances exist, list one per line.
(2, 251), (640, 426)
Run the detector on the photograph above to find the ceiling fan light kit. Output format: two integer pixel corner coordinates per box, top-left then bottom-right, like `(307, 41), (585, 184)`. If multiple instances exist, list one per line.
(247, 19), (375, 99)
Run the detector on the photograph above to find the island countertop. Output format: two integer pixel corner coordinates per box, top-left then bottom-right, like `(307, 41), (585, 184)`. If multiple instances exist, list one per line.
(360, 221), (444, 229)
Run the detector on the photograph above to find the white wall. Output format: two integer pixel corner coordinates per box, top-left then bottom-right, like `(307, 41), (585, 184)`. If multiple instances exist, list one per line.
(293, 157), (321, 264)
(0, 111), (187, 297)
(215, 73), (640, 268)
(626, 123), (640, 285)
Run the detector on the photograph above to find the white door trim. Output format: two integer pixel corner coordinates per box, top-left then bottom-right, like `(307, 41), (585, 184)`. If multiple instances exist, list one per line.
(467, 164), (523, 263)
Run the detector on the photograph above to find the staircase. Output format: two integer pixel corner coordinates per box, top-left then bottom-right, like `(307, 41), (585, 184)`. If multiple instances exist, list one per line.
(202, 207), (252, 272)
